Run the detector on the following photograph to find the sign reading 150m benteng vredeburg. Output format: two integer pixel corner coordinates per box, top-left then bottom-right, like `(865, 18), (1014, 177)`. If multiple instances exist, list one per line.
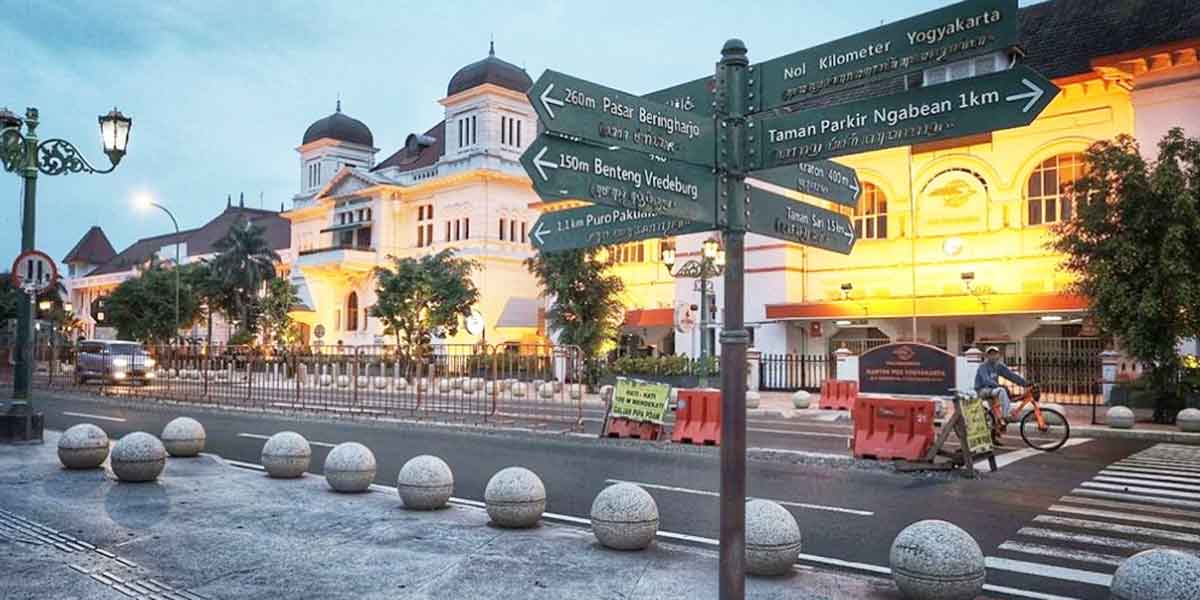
(755, 65), (1058, 169)
(746, 188), (856, 255)
(520, 135), (717, 226)
(530, 70), (716, 166)
(530, 204), (713, 253)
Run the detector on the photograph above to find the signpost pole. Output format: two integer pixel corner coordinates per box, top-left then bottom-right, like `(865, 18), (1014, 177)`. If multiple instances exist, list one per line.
(13, 110), (39, 402)
(716, 38), (749, 600)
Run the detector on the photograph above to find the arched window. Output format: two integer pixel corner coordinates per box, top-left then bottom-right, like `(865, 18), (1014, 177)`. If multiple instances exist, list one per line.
(1027, 153), (1084, 226)
(346, 292), (359, 332)
(854, 183), (887, 240)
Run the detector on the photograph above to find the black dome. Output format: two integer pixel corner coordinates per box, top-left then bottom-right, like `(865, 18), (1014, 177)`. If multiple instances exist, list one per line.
(447, 44), (532, 97)
(302, 103), (373, 146)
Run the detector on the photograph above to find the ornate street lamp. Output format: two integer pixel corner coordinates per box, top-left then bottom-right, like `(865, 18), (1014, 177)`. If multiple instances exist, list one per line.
(1, 105), (132, 410)
(662, 237), (725, 373)
(135, 194), (181, 344)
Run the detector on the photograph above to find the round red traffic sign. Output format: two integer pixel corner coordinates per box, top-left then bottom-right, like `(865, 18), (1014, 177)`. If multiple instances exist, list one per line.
(10, 249), (58, 293)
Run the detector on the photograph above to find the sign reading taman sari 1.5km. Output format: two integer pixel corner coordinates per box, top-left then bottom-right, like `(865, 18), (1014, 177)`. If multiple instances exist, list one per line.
(754, 65), (1058, 170)
(530, 70), (716, 166)
(520, 134), (717, 225)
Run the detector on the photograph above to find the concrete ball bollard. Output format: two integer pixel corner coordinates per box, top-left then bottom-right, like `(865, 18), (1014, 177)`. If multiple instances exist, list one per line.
(1041, 402), (1068, 425)
(1177, 408), (1200, 433)
(1111, 548), (1200, 600)
(397, 455), (454, 510)
(745, 499), (803, 576)
(889, 520), (985, 600)
(261, 431), (311, 478)
(1107, 405), (1135, 429)
(58, 423), (110, 469)
(485, 380), (496, 394)
(485, 467), (546, 528)
(568, 383), (584, 401)
(746, 390), (761, 409)
(450, 377), (463, 390)
(161, 417), (206, 457)
(601, 385), (615, 405)
(511, 382), (527, 397)
(355, 375), (369, 388)
(590, 483), (658, 550)
(539, 383), (556, 399)
(336, 375), (350, 388)
(324, 442), (377, 493)
(792, 390), (812, 409)
(373, 376), (388, 390)
(395, 377), (409, 390)
(110, 432), (167, 483)
(319, 374), (333, 387)
(416, 378), (429, 391)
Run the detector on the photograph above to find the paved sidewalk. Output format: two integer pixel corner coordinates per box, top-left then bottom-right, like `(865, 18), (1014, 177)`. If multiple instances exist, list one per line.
(0, 431), (898, 600)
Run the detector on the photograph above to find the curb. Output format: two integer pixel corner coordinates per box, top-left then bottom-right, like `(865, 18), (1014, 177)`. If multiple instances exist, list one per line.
(1071, 426), (1200, 444)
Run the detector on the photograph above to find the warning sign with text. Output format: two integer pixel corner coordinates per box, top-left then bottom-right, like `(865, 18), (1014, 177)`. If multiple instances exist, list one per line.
(611, 377), (672, 424)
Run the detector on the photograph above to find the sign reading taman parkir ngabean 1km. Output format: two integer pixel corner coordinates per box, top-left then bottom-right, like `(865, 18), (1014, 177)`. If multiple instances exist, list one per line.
(520, 134), (717, 225)
(530, 70), (716, 167)
(756, 65), (1058, 170)
(645, 0), (1017, 115)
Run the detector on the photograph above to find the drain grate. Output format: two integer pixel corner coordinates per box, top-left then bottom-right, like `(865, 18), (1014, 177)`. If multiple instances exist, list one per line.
(0, 508), (211, 600)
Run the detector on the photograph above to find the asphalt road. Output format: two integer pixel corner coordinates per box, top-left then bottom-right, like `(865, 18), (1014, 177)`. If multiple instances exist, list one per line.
(34, 391), (1197, 600)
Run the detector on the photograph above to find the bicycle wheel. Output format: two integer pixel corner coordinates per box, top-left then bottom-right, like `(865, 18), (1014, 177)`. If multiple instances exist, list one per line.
(984, 409), (998, 437)
(1020, 407), (1070, 451)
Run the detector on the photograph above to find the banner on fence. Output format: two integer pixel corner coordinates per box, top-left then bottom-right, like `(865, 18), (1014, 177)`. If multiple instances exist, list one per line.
(961, 397), (994, 455)
(611, 377), (672, 424)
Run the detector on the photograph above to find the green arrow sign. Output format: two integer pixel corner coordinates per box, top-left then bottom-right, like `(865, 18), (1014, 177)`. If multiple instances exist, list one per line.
(746, 187), (856, 255)
(756, 0), (1017, 111)
(530, 204), (714, 253)
(520, 135), (717, 225)
(644, 75), (716, 116)
(530, 70), (716, 166)
(749, 159), (861, 208)
(755, 65), (1058, 170)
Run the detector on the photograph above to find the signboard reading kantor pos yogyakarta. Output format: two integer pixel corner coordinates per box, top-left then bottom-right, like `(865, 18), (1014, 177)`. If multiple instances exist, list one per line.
(858, 343), (956, 396)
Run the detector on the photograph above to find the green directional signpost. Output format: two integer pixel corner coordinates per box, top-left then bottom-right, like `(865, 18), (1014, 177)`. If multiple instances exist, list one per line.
(530, 204), (713, 253)
(746, 187), (856, 255)
(520, 2), (1058, 596)
(749, 159), (861, 208)
(530, 70), (716, 166)
(520, 135), (717, 225)
(755, 65), (1058, 169)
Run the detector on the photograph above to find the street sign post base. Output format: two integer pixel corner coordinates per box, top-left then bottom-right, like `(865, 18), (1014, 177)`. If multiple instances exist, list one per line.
(0, 402), (44, 445)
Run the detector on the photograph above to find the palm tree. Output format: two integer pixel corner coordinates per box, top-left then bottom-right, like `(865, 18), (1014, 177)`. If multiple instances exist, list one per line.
(209, 218), (280, 340)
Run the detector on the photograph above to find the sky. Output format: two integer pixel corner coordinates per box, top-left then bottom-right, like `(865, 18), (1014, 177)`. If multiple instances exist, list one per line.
(1, 0), (1008, 266)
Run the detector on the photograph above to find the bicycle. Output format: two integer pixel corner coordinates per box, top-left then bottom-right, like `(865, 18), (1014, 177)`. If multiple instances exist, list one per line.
(981, 383), (1070, 452)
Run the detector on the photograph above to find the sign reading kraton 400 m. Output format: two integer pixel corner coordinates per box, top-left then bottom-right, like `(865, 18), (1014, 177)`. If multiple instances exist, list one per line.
(755, 65), (1058, 169)
(521, 135), (717, 225)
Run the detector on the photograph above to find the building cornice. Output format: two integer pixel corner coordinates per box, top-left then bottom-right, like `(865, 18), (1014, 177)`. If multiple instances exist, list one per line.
(440, 83), (530, 107)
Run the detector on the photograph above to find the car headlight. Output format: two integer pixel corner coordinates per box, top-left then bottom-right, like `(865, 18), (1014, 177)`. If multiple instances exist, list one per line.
(145, 358), (156, 367)
(112, 358), (129, 367)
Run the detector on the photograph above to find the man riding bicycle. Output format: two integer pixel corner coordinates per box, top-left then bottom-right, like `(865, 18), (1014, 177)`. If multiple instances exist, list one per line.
(974, 346), (1028, 445)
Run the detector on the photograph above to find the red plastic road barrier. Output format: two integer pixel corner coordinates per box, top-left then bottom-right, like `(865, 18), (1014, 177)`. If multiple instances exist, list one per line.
(851, 396), (936, 461)
(819, 379), (859, 411)
(605, 417), (663, 441)
(672, 389), (721, 446)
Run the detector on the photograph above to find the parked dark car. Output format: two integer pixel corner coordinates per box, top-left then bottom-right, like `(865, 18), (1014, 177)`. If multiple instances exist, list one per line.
(75, 340), (156, 384)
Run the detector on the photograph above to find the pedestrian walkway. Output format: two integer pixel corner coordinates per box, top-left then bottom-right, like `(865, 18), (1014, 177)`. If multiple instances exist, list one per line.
(986, 443), (1200, 597)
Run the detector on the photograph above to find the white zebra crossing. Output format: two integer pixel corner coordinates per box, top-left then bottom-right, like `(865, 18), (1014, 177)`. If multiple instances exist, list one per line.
(987, 443), (1200, 592)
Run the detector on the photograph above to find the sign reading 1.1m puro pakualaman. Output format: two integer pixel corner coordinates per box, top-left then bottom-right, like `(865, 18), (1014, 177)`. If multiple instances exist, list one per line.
(520, 134), (717, 225)
(530, 70), (716, 166)
(755, 65), (1058, 169)
(645, 0), (1017, 116)
(530, 204), (713, 253)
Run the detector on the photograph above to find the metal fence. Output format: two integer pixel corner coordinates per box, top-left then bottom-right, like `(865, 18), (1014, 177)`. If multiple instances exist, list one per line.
(759, 354), (832, 392)
(4, 343), (585, 431)
(1007, 352), (1101, 406)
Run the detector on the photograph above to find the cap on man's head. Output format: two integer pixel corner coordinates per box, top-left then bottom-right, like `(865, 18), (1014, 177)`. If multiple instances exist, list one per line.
(985, 346), (1000, 354)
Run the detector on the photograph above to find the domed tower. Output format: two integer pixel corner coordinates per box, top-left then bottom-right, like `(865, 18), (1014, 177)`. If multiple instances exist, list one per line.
(295, 100), (378, 202)
(441, 43), (534, 164)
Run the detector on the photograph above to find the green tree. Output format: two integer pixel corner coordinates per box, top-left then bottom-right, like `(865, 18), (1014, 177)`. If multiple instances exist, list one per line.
(105, 264), (202, 344)
(525, 247), (625, 358)
(208, 218), (280, 338)
(371, 249), (479, 350)
(259, 277), (301, 347)
(1052, 128), (1200, 422)
(0, 274), (19, 325)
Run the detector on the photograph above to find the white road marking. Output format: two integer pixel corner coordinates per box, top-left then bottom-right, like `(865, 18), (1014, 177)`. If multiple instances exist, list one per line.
(1072, 487), (1200, 509)
(1048, 504), (1200, 531)
(998, 541), (1125, 567)
(1093, 475), (1200, 493)
(979, 584), (1082, 600)
(806, 553), (1088, 599)
(1117, 459), (1200, 472)
(604, 478), (873, 516)
(1016, 526), (1172, 554)
(985, 556), (1112, 587)
(61, 411), (125, 423)
(973, 438), (1091, 470)
(747, 427), (848, 438)
(1106, 465), (1200, 478)
(237, 432), (336, 448)
(1058, 495), (1200, 519)
(1033, 515), (1200, 545)
(796, 553), (890, 574)
(1099, 469), (1200, 485)
(1081, 481), (1200, 500)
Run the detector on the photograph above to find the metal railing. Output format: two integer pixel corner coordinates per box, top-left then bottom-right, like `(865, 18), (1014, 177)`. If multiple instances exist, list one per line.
(759, 354), (832, 392)
(6, 343), (585, 431)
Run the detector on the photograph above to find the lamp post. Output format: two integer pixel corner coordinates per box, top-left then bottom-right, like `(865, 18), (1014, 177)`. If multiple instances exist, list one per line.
(662, 237), (725, 376)
(1, 106), (132, 405)
(135, 195), (181, 344)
